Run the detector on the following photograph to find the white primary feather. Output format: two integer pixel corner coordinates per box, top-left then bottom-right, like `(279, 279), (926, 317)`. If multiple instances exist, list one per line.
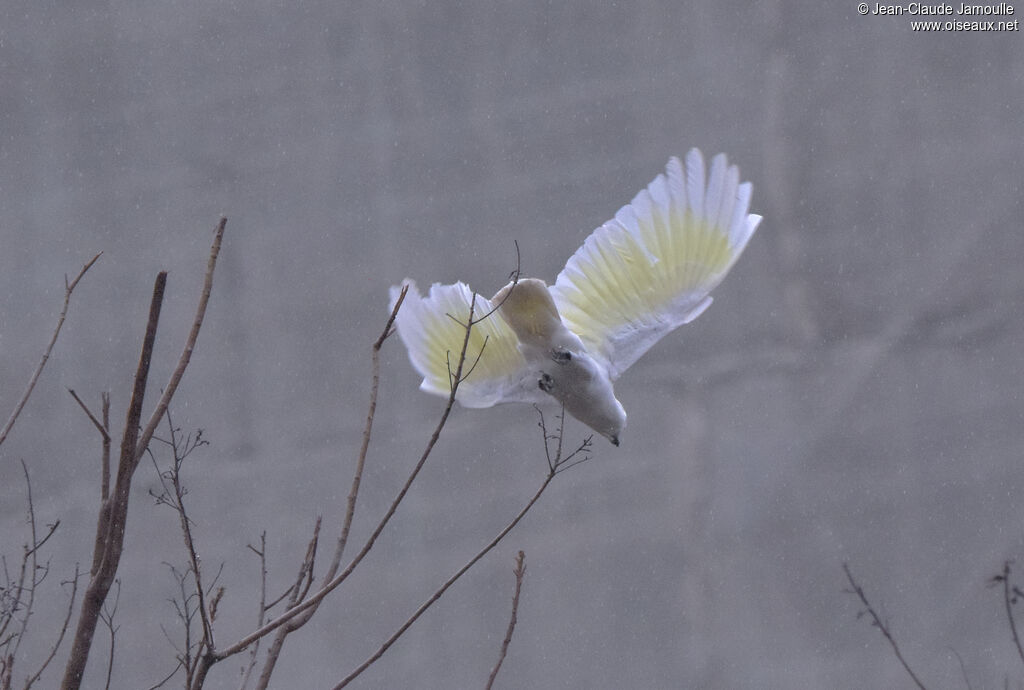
(389, 148), (760, 443)
(549, 149), (761, 379)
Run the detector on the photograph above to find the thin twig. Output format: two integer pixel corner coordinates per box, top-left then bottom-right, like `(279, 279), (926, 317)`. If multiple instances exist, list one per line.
(334, 472), (555, 689)
(8, 462), (74, 690)
(64, 219), (225, 690)
(135, 217), (226, 461)
(67, 389), (110, 443)
(334, 431), (590, 689)
(68, 390), (113, 500)
(252, 287), (407, 687)
(0, 252), (101, 449)
(145, 661), (184, 690)
(485, 551), (526, 690)
(25, 567), (78, 689)
(842, 563), (928, 690)
(253, 519), (322, 690)
(945, 646), (972, 690)
(98, 579), (120, 690)
(164, 413), (216, 656)
(337, 284), (407, 571)
(101, 393), (110, 500)
(11, 459), (42, 666)
(993, 561), (1024, 667)
(195, 285), (482, 679)
(238, 533), (268, 690)
(195, 251), (523, 685)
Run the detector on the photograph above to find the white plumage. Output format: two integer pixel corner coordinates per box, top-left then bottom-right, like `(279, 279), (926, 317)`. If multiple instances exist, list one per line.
(389, 149), (761, 445)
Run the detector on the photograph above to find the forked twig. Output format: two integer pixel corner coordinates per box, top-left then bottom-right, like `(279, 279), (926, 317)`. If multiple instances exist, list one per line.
(250, 287), (408, 687)
(0, 252), (101, 449)
(135, 217), (226, 461)
(98, 578), (120, 690)
(24, 565), (79, 690)
(63, 219), (225, 690)
(333, 421), (591, 688)
(192, 246), (536, 687)
(842, 563), (927, 690)
(200, 288), (482, 678)
(989, 561), (1024, 667)
(238, 533), (268, 690)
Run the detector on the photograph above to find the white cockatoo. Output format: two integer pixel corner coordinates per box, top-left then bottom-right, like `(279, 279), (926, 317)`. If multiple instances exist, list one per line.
(389, 149), (760, 446)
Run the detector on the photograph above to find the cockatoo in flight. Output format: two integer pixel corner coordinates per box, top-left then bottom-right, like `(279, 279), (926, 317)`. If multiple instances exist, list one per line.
(389, 149), (760, 446)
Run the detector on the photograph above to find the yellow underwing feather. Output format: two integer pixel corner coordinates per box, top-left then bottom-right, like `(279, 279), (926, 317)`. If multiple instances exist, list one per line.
(550, 149), (761, 379)
(389, 281), (542, 408)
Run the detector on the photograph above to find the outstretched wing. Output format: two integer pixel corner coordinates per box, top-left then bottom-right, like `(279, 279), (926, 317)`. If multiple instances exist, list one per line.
(549, 149), (761, 380)
(389, 280), (544, 408)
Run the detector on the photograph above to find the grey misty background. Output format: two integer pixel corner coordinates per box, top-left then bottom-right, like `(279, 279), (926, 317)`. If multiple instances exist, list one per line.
(1, 1), (1021, 687)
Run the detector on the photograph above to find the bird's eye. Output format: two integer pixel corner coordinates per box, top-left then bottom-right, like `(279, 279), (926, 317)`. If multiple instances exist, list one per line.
(551, 349), (572, 364)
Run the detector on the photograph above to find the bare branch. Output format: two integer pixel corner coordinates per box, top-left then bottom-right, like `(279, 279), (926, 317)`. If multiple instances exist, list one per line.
(101, 394), (110, 501)
(98, 579), (119, 690)
(68, 390), (112, 501)
(251, 287), (408, 687)
(842, 563), (928, 690)
(192, 281), (479, 681)
(135, 217), (226, 461)
(193, 249), (525, 685)
(61, 270), (167, 690)
(0, 252), (101, 449)
(64, 218), (225, 690)
(11, 460), (42, 667)
(253, 519), (322, 690)
(990, 561), (1024, 667)
(145, 661), (184, 690)
(486, 551), (526, 690)
(67, 389), (110, 443)
(945, 646), (972, 690)
(337, 284), (408, 570)
(333, 465), (557, 689)
(25, 566), (79, 689)
(238, 534), (268, 690)
(163, 412), (216, 656)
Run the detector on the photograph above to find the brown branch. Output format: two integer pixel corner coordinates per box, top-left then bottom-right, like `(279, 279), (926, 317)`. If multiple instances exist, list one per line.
(842, 563), (927, 690)
(253, 519), (321, 690)
(238, 534), (268, 690)
(196, 253), (521, 686)
(333, 463), (559, 689)
(191, 285), (480, 685)
(11, 460), (48, 667)
(251, 287), (408, 688)
(486, 551), (526, 690)
(334, 424), (588, 689)
(63, 218), (226, 690)
(135, 217), (226, 461)
(62, 271), (167, 690)
(101, 394), (110, 500)
(67, 389), (109, 443)
(97, 578), (119, 690)
(164, 415), (216, 659)
(992, 561), (1024, 667)
(0, 252), (101, 449)
(68, 390), (112, 500)
(24, 565), (78, 689)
